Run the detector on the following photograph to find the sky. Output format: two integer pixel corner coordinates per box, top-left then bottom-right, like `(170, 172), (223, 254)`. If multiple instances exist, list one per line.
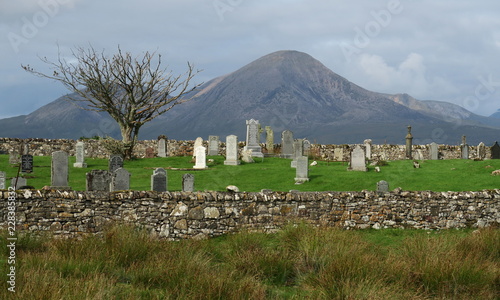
(1, 0), (500, 119)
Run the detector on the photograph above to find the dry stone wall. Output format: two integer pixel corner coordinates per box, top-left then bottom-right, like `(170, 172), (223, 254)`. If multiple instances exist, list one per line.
(1, 189), (498, 240)
(0, 138), (495, 161)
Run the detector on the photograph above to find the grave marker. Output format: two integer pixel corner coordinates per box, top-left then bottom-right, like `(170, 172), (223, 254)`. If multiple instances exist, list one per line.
(243, 119), (263, 157)
(281, 130), (294, 158)
(377, 180), (389, 193)
(265, 126), (274, 154)
(145, 147), (155, 158)
(21, 154), (33, 173)
(11, 177), (27, 190)
(182, 173), (194, 192)
(158, 135), (167, 157)
(86, 170), (111, 192)
(461, 135), (469, 159)
(193, 137), (203, 156)
(224, 135), (240, 165)
(405, 126), (413, 159)
(151, 168), (167, 192)
(491, 141), (500, 159)
(73, 141), (87, 168)
(303, 139), (311, 157)
(348, 145), (367, 171)
(9, 151), (20, 164)
(294, 156), (309, 183)
(111, 168), (130, 191)
(193, 146), (207, 169)
(430, 142), (438, 160)
(291, 139), (304, 168)
(108, 154), (124, 173)
(477, 142), (486, 160)
(364, 139), (372, 159)
(208, 135), (219, 156)
(51, 151), (70, 189)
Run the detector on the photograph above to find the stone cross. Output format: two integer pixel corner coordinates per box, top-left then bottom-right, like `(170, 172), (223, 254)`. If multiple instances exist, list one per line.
(11, 177), (27, 190)
(111, 168), (130, 191)
(86, 170), (112, 192)
(364, 139), (372, 159)
(281, 130), (294, 158)
(158, 135), (167, 158)
(405, 126), (413, 159)
(208, 135), (219, 156)
(294, 156), (309, 183)
(193, 146), (207, 169)
(348, 145), (367, 171)
(182, 173), (194, 192)
(265, 126), (274, 154)
(108, 154), (124, 173)
(377, 180), (389, 193)
(51, 151), (70, 189)
(151, 168), (167, 192)
(21, 154), (33, 173)
(73, 141), (87, 168)
(477, 142), (486, 160)
(224, 135), (240, 165)
(430, 142), (438, 160)
(491, 141), (500, 159)
(243, 119), (263, 157)
(0, 171), (6, 189)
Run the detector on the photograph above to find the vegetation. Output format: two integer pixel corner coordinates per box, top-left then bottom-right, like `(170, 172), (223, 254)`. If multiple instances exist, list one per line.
(0, 224), (498, 299)
(22, 46), (202, 159)
(2, 155), (500, 192)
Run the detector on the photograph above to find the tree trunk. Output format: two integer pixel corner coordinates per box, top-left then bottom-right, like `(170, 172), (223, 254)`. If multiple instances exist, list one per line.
(120, 125), (135, 160)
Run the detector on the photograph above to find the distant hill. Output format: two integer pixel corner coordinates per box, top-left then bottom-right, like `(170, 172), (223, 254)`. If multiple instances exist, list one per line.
(1, 50), (500, 145)
(490, 109), (500, 119)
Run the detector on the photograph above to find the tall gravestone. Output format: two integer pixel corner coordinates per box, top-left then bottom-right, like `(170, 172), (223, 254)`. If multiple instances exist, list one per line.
(11, 177), (27, 190)
(430, 142), (439, 160)
(111, 168), (130, 191)
(193, 146), (207, 169)
(348, 145), (367, 171)
(208, 135), (219, 156)
(21, 154), (33, 173)
(281, 130), (294, 158)
(224, 135), (240, 165)
(405, 126), (413, 159)
(108, 155), (124, 173)
(294, 156), (309, 183)
(86, 170), (112, 192)
(51, 151), (70, 189)
(461, 135), (469, 159)
(182, 173), (194, 192)
(243, 119), (263, 157)
(9, 150), (20, 165)
(491, 141), (500, 159)
(291, 139), (304, 168)
(377, 180), (389, 193)
(303, 139), (311, 157)
(151, 168), (167, 192)
(23, 143), (30, 155)
(265, 126), (274, 154)
(477, 142), (486, 160)
(73, 141), (87, 168)
(193, 137), (203, 157)
(158, 135), (167, 158)
(364, 139), (372, 160)
(0, 171), (6, 189)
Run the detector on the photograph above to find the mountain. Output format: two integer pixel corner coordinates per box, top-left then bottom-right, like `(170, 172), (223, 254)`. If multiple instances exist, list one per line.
(490, 109), (500, 119)
(2, 50), (500, 145)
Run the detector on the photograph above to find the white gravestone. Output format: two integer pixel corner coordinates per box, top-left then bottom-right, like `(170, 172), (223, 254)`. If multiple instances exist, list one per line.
(294, 156), (309, 183)
(158, 136), (167, 158)
(430, 142), (438, 160)
(224, 135), (240, 165)
(348, 145), (367, 171)
(74, 141), (87, 168)
(193, 146), (207, 169)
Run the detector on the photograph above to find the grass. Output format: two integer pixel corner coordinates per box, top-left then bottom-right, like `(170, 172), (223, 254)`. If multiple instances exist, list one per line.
(0, 224), (498, 299)
(2, 154), (500, 191)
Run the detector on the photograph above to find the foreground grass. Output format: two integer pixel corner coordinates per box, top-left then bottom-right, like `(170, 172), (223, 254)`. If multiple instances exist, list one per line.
(1, 154), (500, 192)
(0, 225), (498, 299)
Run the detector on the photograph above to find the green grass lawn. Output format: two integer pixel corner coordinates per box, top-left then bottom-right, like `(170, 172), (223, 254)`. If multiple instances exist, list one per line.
(1, 154), (500, 191)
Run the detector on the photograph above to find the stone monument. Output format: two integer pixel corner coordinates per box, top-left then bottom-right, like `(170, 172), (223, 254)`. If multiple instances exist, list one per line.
(243, 119), (263, 158)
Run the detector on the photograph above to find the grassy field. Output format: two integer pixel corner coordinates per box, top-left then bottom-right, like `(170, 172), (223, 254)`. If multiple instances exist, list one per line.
(1, 154), (500, 192)
(0, 224), (498, 299)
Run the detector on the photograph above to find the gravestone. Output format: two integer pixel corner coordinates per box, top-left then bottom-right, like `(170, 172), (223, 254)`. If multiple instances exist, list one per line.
(461, 135), (469, 159)
(21, 154), (33, 173)
(281, 130), (294, 158)
(348, 145), (367, 171)
(224, 135), (240, 165)
(23, 143), (30, 155)
(303, 139), (311, 157)
(377, 180), (389, 193)
(182, 173), (194, 192)
(11, 177), (27, 190)
(405, 126), (413, 159)
(294, 156), (309, 183)
(158, 135), (167, 157)
(334, 148), (344, 161)
(291, 139), (304, 168)
(430, 142), (438, 160)
(51, 151), (70, 189)
(111, 168), (130, 191)
(243, 119), (263, 157)
(491, 141), (500, 159)
(193, 146), (207, 169)
(241, 149), (254, 163)
(364, 139), (372, 159)
(265, 126), (274, 154)
(145, 147), (155, 158)
(73, 141), (87, 168)
(208, 135), (219, 156)
(0, 171), (6, 189)
(9, 151), (20, 164)
(151, 168), (167, 192)
(477, 142), (486, 160)
(193, 137), (203, 157)
(108, 155), (124, 173)
(86, 170), (112, 192)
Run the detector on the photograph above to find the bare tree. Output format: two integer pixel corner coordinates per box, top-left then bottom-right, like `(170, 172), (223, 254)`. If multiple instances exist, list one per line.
(23, 46), (202, 159)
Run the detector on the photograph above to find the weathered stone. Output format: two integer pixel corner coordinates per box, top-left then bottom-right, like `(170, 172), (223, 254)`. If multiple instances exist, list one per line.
(188, 206), (204, 220)
(204, 207), (220, 219)
(281, 130), (294, 158)
(73, 141), (87, 168)
(224, 135), (240, 165)
(108, 155), (123, 173)
(86, 170), (111, 192)
(208, 135), (219, 156)
(182, 174), (194, 192)
(348, 145), (367, 171)
(151, 168), (167, 192)
(51, 151), (70, 189)
(243, 119), (263, 157)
